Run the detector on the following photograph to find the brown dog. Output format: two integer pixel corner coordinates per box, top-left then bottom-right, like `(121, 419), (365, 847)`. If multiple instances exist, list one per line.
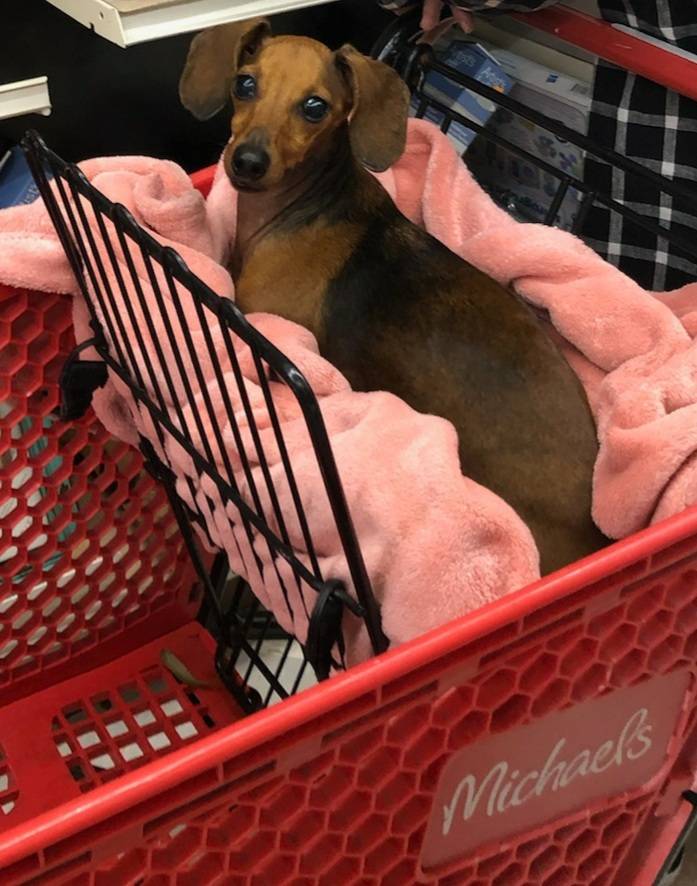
(179, 19), (606, 575)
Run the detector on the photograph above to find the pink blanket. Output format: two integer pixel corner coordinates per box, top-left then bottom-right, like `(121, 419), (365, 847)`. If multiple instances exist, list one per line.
(1, 120), (696, 663)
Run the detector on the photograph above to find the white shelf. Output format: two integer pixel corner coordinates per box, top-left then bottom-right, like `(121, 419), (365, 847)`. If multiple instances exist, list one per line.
(0, 77), (52, 122)
(46, 0), (338, 48)
(474, 19), (594, 83)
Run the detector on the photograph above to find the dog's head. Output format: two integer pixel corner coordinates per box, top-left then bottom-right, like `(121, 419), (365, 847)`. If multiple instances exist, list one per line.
(179, 19), (410, 191)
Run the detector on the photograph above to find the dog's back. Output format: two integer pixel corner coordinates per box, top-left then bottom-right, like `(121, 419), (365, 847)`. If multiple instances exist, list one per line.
(320, 184), (605, 574)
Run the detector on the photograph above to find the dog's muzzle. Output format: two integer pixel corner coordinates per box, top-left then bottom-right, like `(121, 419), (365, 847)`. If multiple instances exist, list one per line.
(231, 144), (271, 183)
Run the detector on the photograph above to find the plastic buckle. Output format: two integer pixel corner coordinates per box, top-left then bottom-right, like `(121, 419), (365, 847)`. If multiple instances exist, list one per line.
(305, 580), (362, 681)
(59, 336), (108, 421)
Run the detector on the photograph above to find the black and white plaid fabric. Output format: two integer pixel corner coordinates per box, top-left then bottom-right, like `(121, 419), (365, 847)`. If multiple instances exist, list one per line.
(378, 0), (697, 290)
(583, 1), (697, 290)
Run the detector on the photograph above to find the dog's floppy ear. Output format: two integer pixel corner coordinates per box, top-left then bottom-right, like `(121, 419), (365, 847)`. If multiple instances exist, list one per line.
(335, 45), (410, 172)
(179, 18), (271, 120)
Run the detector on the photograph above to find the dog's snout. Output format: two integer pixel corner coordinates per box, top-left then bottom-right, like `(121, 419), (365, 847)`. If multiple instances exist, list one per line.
(232, 144), (270, 181)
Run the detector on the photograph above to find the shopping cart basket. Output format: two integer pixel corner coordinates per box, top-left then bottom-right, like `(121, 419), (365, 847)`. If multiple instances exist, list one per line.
(3, 6), (697, 885)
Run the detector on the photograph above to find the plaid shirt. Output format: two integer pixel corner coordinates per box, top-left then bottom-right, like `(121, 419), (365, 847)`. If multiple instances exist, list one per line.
(583, 1), (697, 290)
(379, 0), (697, 291)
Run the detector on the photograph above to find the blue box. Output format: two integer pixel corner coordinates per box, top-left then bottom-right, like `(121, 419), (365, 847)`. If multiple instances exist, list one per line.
(0, 146), (43, 208)
(411, 41), (514, 153)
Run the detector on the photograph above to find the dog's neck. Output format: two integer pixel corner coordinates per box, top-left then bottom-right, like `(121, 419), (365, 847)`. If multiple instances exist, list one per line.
(232, 128), (373, 276)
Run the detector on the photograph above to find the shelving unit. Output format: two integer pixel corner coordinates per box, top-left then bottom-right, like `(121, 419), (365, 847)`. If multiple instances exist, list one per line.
(45, 0), (337, 47)
(0, 77), (51, 122)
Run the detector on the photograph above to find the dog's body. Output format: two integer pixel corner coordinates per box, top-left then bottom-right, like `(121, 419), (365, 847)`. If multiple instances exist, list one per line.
(180, 22), (606, 574)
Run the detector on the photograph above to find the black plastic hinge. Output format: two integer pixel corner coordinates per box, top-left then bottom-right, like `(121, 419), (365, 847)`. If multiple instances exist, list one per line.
(59, 336), (108, 421)
(306, 581), (362, 682)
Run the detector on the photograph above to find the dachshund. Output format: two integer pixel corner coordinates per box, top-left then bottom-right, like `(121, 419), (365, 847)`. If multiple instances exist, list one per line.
(179, 18), (607, 575)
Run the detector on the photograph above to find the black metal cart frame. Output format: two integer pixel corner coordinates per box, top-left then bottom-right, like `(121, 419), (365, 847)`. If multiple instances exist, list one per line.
(22, 132), (387, 713)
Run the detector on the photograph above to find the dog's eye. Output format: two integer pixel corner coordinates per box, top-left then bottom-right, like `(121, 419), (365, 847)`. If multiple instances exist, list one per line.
(301, 96), (329, 123)
(234, 74), (257, 100)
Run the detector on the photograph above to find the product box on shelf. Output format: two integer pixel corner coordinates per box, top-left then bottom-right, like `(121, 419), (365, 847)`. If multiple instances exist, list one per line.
(467, 44), (592, 230)
(0, 146), (43, 208)
(411, 40), (513, 154)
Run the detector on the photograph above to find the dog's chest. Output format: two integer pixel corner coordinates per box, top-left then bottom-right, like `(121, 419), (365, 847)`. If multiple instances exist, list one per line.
(234, 220), (362, 337)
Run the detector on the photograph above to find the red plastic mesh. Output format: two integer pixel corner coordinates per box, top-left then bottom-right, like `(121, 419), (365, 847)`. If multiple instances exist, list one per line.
(0, 286), (197, 699)
(2, 283), (697, 886)
(0, 746), (17, 820)
(0, 622), (242, 871)
(81, 551), (697, 886)
(53, 665), (221, 793)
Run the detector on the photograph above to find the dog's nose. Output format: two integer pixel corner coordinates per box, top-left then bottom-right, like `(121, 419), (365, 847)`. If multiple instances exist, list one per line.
(232, 144), (270, 181)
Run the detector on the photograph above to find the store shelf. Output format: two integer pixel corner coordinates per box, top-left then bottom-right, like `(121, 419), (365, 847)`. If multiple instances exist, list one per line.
(46, 0), (338, 48)
(0, 77), (51, 122)
(473, 18), (594, 83)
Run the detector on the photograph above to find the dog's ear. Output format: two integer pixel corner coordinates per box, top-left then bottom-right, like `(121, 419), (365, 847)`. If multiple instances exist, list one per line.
(179, 18), (271, 120)
(335, 45), (410, 172)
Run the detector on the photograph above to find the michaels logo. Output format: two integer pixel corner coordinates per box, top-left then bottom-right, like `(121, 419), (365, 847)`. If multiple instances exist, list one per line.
(442, 708), (652, 836)
(420, 670), (689, 871)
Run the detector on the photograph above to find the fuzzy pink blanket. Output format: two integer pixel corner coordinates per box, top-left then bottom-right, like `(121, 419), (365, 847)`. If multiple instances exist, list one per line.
(1, 120), (696, 663)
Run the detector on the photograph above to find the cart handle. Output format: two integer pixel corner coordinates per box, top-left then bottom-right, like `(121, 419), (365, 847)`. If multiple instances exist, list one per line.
(511, 4), (697, 102)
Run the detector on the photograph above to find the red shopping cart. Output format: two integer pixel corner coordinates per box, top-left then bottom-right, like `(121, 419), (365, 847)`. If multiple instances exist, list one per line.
(2, 6), (697, 885)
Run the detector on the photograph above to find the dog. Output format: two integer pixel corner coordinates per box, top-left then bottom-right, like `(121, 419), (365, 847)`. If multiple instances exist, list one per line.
(179, 18), (607, 575)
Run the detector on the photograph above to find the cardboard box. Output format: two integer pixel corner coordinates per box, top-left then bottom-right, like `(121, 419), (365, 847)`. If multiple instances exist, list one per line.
(466, 45), (592, 230)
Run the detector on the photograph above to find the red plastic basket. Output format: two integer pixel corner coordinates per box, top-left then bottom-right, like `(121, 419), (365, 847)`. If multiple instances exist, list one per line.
(0, 278), (206, 697)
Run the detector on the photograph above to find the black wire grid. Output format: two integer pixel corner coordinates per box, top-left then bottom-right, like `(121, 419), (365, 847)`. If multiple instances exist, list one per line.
(22, 19), (697, 716)
(22, 133), (387, 714)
